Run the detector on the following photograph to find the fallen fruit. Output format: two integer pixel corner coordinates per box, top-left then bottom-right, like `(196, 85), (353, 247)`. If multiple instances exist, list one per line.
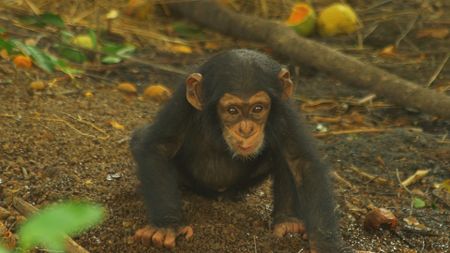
(117, 82), (137, 94)
(13, 55), (32, 68)
(143, 84), (172, 103)
(30, 80), (46, 90)
(364, 208), (398, 231)
(317, 3), (361, 37)
(285, 3), (316, 36)
(72, 35), (95, 49)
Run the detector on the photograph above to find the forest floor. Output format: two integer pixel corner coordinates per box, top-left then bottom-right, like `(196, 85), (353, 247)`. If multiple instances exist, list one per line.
(0, 1), (449, 252)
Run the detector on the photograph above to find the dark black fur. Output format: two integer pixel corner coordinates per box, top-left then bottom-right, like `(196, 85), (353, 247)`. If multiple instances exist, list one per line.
(130, 49), (347, 252)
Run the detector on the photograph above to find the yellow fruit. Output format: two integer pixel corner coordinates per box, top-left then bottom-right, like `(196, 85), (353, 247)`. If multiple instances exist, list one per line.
(317, 3), (361, 37)
(117, 82), (137, 94)
(30, 80), (46, 90)
(285, 3), (316, 37)
(13, 55), (32, 68)
(143, 84), (172, 103)
(72, 35), (94, 49)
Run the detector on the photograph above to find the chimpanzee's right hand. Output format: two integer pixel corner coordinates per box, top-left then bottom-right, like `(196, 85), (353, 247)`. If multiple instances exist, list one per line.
(134, 225), (193, 249)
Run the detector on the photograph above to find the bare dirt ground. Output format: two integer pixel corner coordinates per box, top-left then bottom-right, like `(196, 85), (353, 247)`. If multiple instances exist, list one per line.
(1, 1), (449, 252)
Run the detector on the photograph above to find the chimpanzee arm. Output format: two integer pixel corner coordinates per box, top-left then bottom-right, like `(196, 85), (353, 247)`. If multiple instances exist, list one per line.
(279, 105), (348, 252)
(130, 89), (192, 228)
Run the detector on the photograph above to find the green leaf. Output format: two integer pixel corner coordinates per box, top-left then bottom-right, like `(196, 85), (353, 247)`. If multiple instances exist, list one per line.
(39, 13), (65, 28)
(413, 197), (426, 209)
(60, 30), (75, 44)
(55, 45), (87, 63)
(19, 13), (64, 28)
(48, 55), (83, 76)
(18, 201), (104, 251)
(0, 39), (14, 53)
(0, 245), (10, 253)
(101, 55), (122, 64)
(27, 45), (55, 73)
(116, 45), (136, 57)
(87, 29), (97, 49)
(172, 21), (205, 39)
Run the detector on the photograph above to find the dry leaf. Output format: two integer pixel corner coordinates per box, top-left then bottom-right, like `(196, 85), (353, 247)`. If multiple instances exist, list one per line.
(30, 80), (46, 90)
(13, 55), (32, 68)
(109, 120), (125, 130)
(169, 44), (193, 54)
(117, 82), (137, 94)
(416, 28), (449, 39)
(364, 208), (398, 230)
(403, 216), (427, 230)
(143, 84), (172, 103)
(379, 45), (397, 58)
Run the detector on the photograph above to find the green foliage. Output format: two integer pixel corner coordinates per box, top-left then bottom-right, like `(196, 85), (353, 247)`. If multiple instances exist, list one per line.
(413, 197), (426, 209)
(19, 13), (65, 28)
(18, 201), (104, 252)
(0, 39), (14, 53)
(171, 21), (205, 39)
(11, 40), (55, 73)
(55, 45), (87, 63)
(0, 246), (9, 253)
(101, 42), (135, 64)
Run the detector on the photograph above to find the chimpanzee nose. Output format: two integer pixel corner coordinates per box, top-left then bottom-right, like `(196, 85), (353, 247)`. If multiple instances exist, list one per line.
(238, 121), (255, 138)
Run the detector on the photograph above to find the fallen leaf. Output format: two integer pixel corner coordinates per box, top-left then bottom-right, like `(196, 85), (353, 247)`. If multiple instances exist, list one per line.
(109, 120), (125, 130)
(117, 82), (137, 94)
(412, 197), (426, 209)
(416, 28), (449, 39)
(30, 80), (46, 90)
(403, 216), (427, 230)
(379, 45), (397, 58)
(13, 55), (33, 68)
(364, 208), (398, 231)
(0, 49), (9, 60)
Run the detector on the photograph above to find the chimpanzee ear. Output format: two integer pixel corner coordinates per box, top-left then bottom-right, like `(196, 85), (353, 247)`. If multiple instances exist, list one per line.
(278, 68), (294, 100)
(186, 73), (203, 110)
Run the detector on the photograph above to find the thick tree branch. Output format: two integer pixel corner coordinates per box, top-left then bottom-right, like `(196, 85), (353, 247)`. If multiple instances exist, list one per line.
(170, 0), (450, 119)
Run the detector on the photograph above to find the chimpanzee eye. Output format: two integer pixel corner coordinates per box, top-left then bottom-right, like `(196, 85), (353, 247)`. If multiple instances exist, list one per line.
(227, 106), (239, 115)
(252, 104), (264, 113)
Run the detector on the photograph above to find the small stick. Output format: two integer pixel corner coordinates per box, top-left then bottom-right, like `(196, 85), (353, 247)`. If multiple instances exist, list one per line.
(331, 171), (356, 190)
(426, 53), (450, 87)
(349, 165), (390, 185)
(395, 15), (418, 48)
(12, 197), (90, 253)
(314, 128), (390, 137)
(401, 169), (430, 187)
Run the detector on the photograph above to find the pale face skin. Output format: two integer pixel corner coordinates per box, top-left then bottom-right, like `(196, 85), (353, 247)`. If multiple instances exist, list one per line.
(217, 91), (271, 158)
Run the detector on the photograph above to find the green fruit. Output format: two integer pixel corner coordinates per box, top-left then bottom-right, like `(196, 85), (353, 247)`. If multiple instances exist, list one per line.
(285, 3), (316, 37)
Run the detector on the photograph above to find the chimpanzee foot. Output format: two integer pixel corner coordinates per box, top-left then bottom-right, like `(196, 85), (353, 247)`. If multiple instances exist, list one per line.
(273, 218), (307, 240)
(134, 225), (193, 249)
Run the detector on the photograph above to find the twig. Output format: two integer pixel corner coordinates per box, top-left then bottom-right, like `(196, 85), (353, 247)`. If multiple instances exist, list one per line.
(349, 165), (390, 185)
(395, 169), (413, 195)
(401, 169), (430, 187)
(395, 15), (418, 48)
(253, 235), (257, 253)
(331, 171), (356, 190)
(426, 53), (450, 87)
(314, 128), (390, 138)
(12, 197), (90, 253)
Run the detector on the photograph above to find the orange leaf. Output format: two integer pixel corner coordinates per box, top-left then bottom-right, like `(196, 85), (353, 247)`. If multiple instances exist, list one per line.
(13, 55), (32, 68)
(416, 28), (449, 39)
(117, 82), (137, 94)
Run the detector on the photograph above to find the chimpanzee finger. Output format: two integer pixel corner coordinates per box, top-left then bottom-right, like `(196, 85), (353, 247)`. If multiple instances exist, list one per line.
(178, 226), (194, 240)
(163, 230), (177, 249)
(134, 226), (156, 246)
(273, 223), (287, 237)
(152, 230), (166, 248)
